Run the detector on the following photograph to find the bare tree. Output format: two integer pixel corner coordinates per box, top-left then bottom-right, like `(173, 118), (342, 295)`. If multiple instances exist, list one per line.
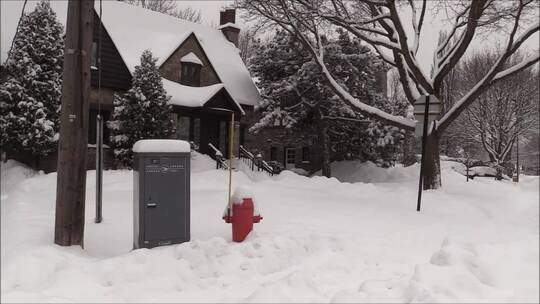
(238, 28), (259, 68)
(124, 0), (202, 23)
(174, 6), (202, 24)
(462, 51), (539, 177)
(387, 69), (416, 166)
(237, 0), (540, 189)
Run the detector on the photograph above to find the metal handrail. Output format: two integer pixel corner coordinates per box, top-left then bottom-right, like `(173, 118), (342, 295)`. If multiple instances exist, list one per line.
(208, 143), (228, 170)
(239, 145), (274, 176)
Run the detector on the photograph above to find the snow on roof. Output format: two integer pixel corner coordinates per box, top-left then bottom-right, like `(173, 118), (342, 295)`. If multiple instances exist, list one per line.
(96, 1), (261, 106)
(162, 78), (245, 114)
(180, 52), (203, 66)
(162, 78), (224, 107)
(217, 22), (241, 30)
(132, 139), (190, 153)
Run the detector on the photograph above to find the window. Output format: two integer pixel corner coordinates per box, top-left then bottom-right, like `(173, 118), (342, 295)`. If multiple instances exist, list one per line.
(180, 63), (201, 87)
(302, 147), (310, 163)
(286, 148), (296, 165)
(176, 116), (190, 140)
(91, 42), (98, 69)
(270, 146), (277, 161)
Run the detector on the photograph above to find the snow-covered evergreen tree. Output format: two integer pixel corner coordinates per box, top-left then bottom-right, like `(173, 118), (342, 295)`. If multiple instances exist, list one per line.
(0, 0), (64, 159)
(108, 50), (173, 168)
(249, 29), (311, 131)
(250, 30), (403, 174)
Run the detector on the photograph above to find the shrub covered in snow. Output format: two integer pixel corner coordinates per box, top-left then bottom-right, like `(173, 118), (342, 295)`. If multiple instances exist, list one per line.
(0, 0), (63, 160)
(108, 50), (173, 167)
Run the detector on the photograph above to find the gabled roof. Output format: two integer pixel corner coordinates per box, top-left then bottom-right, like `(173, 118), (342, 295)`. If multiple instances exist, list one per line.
(95, 1), (261, 107)
(162, 78), (244, 115)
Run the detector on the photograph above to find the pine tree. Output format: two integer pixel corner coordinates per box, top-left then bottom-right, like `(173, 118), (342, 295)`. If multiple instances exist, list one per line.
(108, 50), (173, 168)
(250, 30), (403, 174)
(0, 0), (64, 160)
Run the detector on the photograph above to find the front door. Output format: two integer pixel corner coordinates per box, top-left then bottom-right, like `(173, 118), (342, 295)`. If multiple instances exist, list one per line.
(285, 148), (296, 169)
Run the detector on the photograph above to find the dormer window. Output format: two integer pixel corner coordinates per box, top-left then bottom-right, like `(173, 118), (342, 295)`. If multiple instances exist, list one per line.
(180, 52), (203, 87)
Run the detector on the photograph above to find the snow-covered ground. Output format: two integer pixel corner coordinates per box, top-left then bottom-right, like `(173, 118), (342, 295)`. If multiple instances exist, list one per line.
(1, 154), (538, 303)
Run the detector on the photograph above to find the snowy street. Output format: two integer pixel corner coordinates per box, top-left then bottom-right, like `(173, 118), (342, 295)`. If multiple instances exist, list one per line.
(1, 154), (538, 303)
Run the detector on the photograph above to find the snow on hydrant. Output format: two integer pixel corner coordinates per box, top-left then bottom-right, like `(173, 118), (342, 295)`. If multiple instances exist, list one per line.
(222, 186), (262, 242)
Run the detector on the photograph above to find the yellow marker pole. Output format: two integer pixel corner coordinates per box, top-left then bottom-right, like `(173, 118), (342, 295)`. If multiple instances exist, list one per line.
(227, 112), (235, 210)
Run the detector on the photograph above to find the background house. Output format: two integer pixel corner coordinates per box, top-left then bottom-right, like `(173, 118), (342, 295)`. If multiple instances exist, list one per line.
(242, 72), (389, 174)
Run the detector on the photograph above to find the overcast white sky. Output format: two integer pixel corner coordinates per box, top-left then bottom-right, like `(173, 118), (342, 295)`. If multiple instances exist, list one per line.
(0, 0), (240, 62)
(1, 0), (538, 72)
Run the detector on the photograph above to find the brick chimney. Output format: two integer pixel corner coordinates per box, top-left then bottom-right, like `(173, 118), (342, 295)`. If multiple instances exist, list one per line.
(218, 8), (240, 47)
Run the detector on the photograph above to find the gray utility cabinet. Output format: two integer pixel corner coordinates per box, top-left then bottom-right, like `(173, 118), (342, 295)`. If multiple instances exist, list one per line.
(133, 152), (190, 249)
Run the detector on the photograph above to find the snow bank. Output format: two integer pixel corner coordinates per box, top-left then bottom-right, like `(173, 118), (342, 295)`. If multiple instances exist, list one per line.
(1, 160), (36, 200)
(315, 160), (419, 183)
(132, 139), (190, 153)
(190, 152), (217, 173)
(1, 159), (538, 302)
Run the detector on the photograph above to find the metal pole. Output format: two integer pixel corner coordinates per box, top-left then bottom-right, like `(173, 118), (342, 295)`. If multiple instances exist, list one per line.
(227, 112), (235, 211)
(516, 135), (520, 182)
(417, 95), (430, 212)
(95, 114), (103, 223)
(466, 161), (469, 182)
(95, 0), (103, 223)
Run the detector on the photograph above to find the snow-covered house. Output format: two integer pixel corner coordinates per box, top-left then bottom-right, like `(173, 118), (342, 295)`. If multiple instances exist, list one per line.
(88, 1), (261, 163)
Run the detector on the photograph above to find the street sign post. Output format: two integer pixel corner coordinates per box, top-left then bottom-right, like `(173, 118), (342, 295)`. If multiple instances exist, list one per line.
(414, 95), (442, 136)
(413, 95), (442, 212)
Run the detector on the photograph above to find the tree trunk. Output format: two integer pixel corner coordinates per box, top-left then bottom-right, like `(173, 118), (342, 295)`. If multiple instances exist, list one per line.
(422, 130), (442, 189)
(321, 122), (331, 178)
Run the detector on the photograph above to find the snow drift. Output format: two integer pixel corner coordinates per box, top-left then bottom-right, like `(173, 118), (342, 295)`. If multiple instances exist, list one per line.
(1, 157), (538, 303)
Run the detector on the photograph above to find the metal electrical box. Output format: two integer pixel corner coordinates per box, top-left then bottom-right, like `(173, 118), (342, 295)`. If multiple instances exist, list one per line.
(133, 147), (190, 249)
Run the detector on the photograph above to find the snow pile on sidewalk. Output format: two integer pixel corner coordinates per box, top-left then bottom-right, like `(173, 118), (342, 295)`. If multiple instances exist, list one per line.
(314, 160), (419, 183)
(1, 157), (538, 303)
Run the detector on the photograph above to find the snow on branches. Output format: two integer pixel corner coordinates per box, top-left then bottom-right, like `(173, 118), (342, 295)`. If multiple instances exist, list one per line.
(108, 50), (174, 168)
(0, 0), (64, 158)
(250, 29), (405, 169)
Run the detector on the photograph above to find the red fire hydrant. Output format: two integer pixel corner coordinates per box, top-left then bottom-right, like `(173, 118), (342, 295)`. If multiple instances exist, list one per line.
(222, 197), (262, 242)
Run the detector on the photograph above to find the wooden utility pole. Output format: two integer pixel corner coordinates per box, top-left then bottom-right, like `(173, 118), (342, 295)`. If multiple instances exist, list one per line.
(54, 0), (95, 247)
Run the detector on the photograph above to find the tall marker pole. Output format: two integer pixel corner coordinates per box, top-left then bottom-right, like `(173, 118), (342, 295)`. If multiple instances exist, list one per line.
(417, 95), (431, 212)
(95, 114), (103, 223)
(227, 112), (235, 211)
(95, 0), (103, 223)
(515, 135), (520, 183)
(54, 0), (95, 247)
